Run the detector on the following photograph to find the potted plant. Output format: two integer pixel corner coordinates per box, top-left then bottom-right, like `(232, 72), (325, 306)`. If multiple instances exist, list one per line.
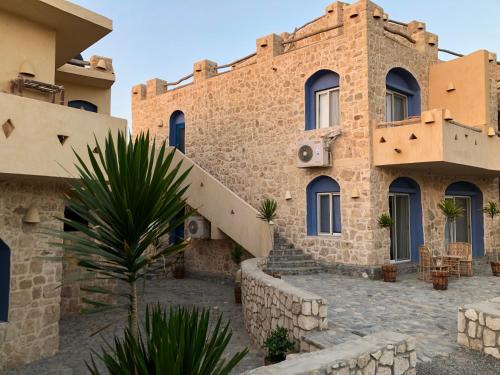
(438, 198), (464, 246)
(378, 213), (396, 282)
(431, 257), (449, 290)
(257, 198), (277, 252)
(263, 326), (294, 365)
(483, 201), (500, 276)
(231, 244), (244, 303)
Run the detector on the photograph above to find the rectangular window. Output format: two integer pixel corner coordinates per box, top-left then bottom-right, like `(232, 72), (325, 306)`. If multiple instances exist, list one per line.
(317, 193), (341, 235)
(315, 88), (339, 129)
(385, 90), (408, 122)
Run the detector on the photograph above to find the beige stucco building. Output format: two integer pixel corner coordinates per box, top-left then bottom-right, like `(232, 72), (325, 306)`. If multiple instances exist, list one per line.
(0, 0), (126, 369)
(133, 0), (500, 279)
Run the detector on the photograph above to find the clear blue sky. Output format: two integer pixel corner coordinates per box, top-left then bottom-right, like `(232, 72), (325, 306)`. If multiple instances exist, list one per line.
(71, 0), (500, 125)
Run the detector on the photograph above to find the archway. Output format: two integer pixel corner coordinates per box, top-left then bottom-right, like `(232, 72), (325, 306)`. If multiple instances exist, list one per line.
(304, 70), (340, 130)
(385, 68), (420, 121)
(306, 176), (341, 235)
(169, 110), (185, 153)
(445, 181), (484, 258)
(388, 177), (424, 262)
(68, 100), (98, 113)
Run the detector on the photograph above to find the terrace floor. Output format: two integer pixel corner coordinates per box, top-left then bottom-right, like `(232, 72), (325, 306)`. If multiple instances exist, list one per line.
(6, 279), (263, 375)
(285, 267), (500, 372)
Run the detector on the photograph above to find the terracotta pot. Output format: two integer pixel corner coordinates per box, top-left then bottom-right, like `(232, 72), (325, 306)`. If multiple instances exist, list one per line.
(491, 261), (500, 277)
(173, 266), (184, 279)
(381, 264), (397, 282)
(432, 270), (449, 290)
(234, 285), (242, 304)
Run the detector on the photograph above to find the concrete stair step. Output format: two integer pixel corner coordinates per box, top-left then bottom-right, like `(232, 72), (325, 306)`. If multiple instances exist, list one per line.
(269, 249), (307, 257)
(266, 260), (319, 268)
(267, 254), (314, 262)
(263, 266), (326, 275)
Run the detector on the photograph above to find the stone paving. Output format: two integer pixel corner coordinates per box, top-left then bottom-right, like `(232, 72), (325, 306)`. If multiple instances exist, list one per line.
(285, 269), (500, 363)
(5, 279), (263, 375)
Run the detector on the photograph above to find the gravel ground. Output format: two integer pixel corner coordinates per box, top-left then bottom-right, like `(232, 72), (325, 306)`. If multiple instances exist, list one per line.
(416, 347), (500, 375)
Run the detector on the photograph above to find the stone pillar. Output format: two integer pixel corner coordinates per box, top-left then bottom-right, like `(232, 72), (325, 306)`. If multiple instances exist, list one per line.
(131, 84), (146, 101)
(146, 78), (167, 98)
(193, 59), (218, 82)
(255, 33), (283, 61)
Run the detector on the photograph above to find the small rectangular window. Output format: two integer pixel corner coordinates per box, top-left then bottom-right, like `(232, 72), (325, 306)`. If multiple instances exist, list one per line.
(315, 88), (339, 129)
(317, 193), (341, 235)
(385, 90), (408, 122)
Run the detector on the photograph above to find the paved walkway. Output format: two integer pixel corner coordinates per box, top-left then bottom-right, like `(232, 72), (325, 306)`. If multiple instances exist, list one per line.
(285, 271), (500, 362)
(6, 279), (263, 375)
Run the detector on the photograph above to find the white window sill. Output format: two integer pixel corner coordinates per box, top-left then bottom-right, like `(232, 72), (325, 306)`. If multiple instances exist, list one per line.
(308, 234), (342, 238)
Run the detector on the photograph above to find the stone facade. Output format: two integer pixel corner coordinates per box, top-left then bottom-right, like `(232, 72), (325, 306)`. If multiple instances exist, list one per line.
(241, 258), (328, 349)
(0, 178), (65, 370)
(457, 297), (500, 359)
(244, 331), (417, 375)
(132, 0), (500, 273)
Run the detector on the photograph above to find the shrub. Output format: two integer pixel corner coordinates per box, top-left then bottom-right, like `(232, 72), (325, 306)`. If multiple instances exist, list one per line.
(377, 213), (393, 228)
(257, 198), (277, 223)
(263, 326), (294, 363)
(231, 244), (244, 265)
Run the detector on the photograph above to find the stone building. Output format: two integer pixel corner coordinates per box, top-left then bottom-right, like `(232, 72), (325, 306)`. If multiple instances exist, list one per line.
(0, 0), (126, 370)
(132, 0), (500, 280)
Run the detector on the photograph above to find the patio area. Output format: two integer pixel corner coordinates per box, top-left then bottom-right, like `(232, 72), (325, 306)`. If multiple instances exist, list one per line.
(285, 266), (500, 363)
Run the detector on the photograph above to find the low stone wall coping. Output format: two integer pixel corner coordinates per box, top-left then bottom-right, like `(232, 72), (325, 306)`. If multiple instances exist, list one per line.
(244, 331), (416, 375)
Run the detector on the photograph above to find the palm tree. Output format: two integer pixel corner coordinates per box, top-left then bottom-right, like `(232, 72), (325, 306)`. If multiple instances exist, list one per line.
(50, 131), (191, 339)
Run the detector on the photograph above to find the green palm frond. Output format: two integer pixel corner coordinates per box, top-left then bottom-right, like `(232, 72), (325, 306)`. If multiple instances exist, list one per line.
(377, 213), (393, 228)
(437, 199), (464, 221)
(483, 201), (500, 219)
(257, 198), (277, 222)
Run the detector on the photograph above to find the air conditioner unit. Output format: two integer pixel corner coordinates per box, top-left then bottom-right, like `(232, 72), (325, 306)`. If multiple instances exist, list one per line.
(186, 215), (210, 239)
(296, 138), (330, 168)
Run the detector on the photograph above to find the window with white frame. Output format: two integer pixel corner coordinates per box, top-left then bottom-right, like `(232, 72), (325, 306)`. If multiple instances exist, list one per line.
(317, 192), (341, 235)
(315, 88), (339, 129)
(385, 90), (408, 122)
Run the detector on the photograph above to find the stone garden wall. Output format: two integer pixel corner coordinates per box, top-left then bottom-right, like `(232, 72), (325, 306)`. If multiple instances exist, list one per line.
(457, 297), (500, 359)
(241, 258), (328, 349)
(244, 331), (417, 375)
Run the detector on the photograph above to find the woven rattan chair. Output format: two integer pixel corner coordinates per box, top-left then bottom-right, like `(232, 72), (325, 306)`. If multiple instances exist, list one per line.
(418, 245), (435, 282)
(447, 242), (473, 277)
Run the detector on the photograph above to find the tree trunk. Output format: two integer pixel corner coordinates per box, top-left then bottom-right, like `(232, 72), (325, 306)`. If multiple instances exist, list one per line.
(129, 280), (138, 340)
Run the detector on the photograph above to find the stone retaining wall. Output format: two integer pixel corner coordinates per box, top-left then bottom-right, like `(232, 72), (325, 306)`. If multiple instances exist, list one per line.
(241, 258), (328, 349)
(244, 331), (417, 375)
(457, 297), (500, 359)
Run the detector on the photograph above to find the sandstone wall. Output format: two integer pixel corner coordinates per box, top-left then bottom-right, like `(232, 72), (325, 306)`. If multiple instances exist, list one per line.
(244, 331), (417, 375)
(241, 258), (328, 349)
(457, 297), (500, 359)
(0, 178), (65, 370)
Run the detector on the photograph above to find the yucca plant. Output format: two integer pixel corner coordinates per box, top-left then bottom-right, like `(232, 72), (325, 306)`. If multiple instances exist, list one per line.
(377, 213), (393, 228)
(87, 304), (248, 375)
(49, 131), (192, 339)
(438, 198), (464, 245)
(257, 198), (277, 223)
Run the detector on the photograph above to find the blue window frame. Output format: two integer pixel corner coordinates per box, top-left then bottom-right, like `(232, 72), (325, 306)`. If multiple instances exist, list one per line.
(307, 176), (341, 235)
(0, 238), (10, 322)
(305, 70), (340, 130)
(68, 100), (98, 113)
(169, 110), (185, 153)
(385, 68), (420, 121)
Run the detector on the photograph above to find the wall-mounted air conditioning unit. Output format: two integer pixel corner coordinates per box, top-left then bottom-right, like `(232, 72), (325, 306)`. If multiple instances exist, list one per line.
(186, 215), (210, 239)
(296, 139), (330, 168)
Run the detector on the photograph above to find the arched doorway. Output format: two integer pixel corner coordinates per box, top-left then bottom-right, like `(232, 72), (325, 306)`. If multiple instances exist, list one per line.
(169, 111), (185, 153)
(68, 100), (98, 113)
(445, 182), (484, 258)
(388, 177), (424, 262)
(0, 238), (10, 322)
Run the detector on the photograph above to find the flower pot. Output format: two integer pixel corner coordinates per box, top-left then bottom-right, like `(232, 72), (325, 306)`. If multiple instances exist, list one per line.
(234, 285), (242, 304)
(432, 270), (449, 290)
(264, 356), (284, 366)
(381, 264), (397, 282)
(173, 266), (184, 279)
(491, 261), (500, 277)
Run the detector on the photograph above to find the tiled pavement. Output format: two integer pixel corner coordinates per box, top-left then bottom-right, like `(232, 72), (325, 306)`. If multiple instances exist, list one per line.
(5, 279), (263, 375)
(285, 269), (500, 362)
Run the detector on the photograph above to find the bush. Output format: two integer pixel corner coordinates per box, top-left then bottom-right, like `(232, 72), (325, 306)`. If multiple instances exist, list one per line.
(87, 304), (248, 375)
(231, 244), (244, 265)
(263, 326), (294, 363)
(377, 213), (393, 228)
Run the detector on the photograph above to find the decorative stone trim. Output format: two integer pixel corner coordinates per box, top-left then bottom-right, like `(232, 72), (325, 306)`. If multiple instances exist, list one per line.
(241, 258), (328, 349)
(243, 331), (417, 375)
(457, 297), (500, 359)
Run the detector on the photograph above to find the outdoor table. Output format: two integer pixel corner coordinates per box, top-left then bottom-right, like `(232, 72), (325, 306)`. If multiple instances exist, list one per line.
(441, 255), (461, 278)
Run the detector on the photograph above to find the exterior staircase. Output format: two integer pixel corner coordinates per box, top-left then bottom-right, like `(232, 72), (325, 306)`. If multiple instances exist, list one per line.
(264, 233), (326, 275)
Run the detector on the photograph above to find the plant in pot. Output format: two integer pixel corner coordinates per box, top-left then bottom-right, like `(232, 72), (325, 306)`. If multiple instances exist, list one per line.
(438, 198), (464, 247)
(378, 213), (396, 282)
(483, 201), (500, 276)
(257, 198), (281, 279)
(231, 244), (244, 303)
(263, 326), (294, 365)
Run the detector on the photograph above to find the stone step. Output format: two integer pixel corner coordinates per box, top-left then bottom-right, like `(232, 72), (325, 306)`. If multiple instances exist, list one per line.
(266, 260), (320, 268)
(263, 266), (326, 275)
(267, 254), (314, 262)
(302, 327), (363, 350)
(269, 249), (307, 257)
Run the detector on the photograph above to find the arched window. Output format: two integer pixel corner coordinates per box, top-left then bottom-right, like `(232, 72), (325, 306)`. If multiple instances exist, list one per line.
(68, 100), (98, 113)
(306, 176), (341, 235)
(445, 181), (484, 258)
(0, 238), (10, 322)
(388, 177), (423, 262)
(169, 110), (185, 153)
(385, 68), (420, 121)
(305, 70), (340, 130)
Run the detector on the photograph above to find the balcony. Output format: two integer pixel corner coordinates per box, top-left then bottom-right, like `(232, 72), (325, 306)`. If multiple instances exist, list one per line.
(0, 92), (126, 179)
(373, 109), (500, 175)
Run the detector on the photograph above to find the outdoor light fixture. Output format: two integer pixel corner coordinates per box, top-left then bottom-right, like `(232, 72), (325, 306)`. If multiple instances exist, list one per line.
(23, 206), (40, 224)
(19, 61), (36, 77)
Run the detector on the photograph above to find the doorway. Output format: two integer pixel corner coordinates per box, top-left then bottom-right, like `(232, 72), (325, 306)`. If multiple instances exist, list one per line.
(169, 110), (185, 153)
(389, 194), (411, 262)
(444, 196), (472, 246)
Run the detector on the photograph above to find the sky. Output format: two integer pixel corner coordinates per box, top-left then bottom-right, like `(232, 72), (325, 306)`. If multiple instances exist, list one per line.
(71, 0), (500, 126)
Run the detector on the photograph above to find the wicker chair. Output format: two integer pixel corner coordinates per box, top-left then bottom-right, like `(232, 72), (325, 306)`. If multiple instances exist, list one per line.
(418, 245), (436, 282)
(447, 242), (473, 277)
